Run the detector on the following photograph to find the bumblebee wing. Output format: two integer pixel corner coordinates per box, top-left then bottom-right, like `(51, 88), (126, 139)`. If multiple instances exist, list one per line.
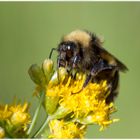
(97, 46), (128, 72)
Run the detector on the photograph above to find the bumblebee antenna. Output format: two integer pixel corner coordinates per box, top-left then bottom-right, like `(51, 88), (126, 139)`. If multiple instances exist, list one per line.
(49, 48), (57, 59)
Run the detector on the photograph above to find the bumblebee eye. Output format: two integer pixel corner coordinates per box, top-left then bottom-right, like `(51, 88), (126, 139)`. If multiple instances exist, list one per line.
(65, 42), (76, 58)
(67, 46), (71, 50)
(66, 46), (73, 57)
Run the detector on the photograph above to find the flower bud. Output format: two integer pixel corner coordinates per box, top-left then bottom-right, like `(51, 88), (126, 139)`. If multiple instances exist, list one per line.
(10, 103), (30, 128)
(28, 64), (46, 86)
(58, 67), (68, 82)
(76, 114), (95, 125)
(42, 59), (54, 77)
(49, 67), (68, 86)
(49, 71), (59, 86)
(10, 111), (29, 126)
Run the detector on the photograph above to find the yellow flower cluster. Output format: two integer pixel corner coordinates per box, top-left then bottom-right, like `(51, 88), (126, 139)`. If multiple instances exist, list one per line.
(45, 68), (119, 138)
(9, 103), (31, 130)
(0, 102), (30, 138)
(49, 119), (86, 139)
(28, 59), (119, 138)
(59, 78), (109, 119)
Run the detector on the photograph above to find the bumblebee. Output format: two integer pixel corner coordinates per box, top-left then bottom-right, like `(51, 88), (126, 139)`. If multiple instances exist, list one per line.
(49, 30), (128, 103)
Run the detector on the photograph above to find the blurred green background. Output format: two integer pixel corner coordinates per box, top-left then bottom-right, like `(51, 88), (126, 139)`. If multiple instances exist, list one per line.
(0, 2), (139, 138)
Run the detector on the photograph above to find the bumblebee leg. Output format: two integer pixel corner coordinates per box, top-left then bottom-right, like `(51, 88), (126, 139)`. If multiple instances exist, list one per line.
(90, 59), (114, 76)
(82, 59), (117, 89)
(106, 71), (119, 103)
(73, 59), (117, 94)
(83, 74), (92, 88)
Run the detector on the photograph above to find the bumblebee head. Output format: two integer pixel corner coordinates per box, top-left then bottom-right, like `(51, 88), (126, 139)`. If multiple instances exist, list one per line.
(57, 40), (81, 68)
(57, 30), (98, 69)
(49, 30), (101, 71)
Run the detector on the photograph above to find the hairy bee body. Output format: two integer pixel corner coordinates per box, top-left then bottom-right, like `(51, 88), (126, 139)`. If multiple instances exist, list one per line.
(52, 30), (128, 103)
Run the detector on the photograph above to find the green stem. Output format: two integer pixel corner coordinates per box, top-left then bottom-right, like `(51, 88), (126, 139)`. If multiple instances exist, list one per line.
(27, 91), (44, 137)
(32, 115), (51, 138)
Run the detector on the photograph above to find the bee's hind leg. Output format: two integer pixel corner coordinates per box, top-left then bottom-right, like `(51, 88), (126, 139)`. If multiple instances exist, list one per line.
(105, 71), (119, 103)
(82, 59), (113, 89)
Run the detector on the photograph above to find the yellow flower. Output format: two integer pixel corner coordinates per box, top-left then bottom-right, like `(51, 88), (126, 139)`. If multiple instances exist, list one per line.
(48, 119), (86, 138)
(0, 104), (12, 120)
(9, 102), (31, 131)
(84, 101), (119, 131)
